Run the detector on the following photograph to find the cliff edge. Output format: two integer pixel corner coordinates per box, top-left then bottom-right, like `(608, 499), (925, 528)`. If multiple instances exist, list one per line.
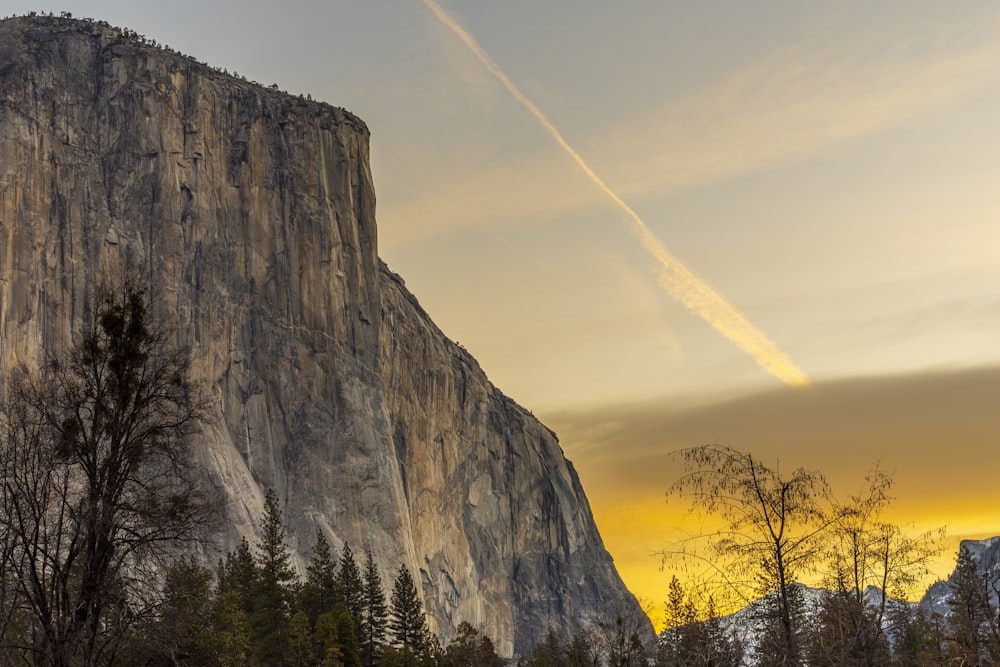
(0, 16), (652, 655)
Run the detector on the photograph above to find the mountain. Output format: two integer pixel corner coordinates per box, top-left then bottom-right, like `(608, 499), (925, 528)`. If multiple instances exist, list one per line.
(662, 537), (1000, 663)
(0, 15), (652, 656)
(920, 536), (1000, 618)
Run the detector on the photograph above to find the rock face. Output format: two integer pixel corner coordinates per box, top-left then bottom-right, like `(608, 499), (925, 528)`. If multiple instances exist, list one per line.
(920, 537), (1000, 618)
(0, 16), (651, 656)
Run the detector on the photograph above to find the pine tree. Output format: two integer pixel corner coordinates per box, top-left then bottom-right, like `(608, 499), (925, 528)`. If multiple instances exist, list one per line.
(315, 611), (346, 667)
(217, 537), (257, 617)
(389, 565), (429, 654)
(287, 610), (316, 667)
(700, 596), (743, 667)
(526, 628), (567, 667)
(360, 551), (389, 666)
(887, 602), (946, 666)
(213, 539), (256, 666)
(755, 583), (807, 667)
(252, 488), (300, 666)
(440, 622), (503, 667)
(947, 545), (993, 665)
(301, 530), (340, 622)
(325, 610), (363, 667)
(660, 575), (698, 666)
(566, 630), (601, 667)
(135, 559), (221, 665)
(338, 544), (365, 628)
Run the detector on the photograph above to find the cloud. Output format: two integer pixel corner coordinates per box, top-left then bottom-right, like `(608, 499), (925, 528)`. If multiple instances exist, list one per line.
(601, 30), (1000, 198)
(418, 0), (808, 387)
(544, 366), (1000, 612)
(548, 365), (1000, 502)
(384, 7), (1000, 245)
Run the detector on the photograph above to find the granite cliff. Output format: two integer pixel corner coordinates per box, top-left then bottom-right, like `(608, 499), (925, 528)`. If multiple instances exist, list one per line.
(0, 16), (652, 656)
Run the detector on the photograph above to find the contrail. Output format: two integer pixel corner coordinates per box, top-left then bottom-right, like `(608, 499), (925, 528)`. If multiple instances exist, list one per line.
(420, 0), (809, 387)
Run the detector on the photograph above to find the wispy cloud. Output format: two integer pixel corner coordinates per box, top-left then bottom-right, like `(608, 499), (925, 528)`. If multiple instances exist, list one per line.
(385, 8), (1000, 241)
(602, 32), (1000, 197)
(418, 0), (809, 387)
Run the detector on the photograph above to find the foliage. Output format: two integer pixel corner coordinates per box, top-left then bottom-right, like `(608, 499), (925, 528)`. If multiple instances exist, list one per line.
(301, 531), (340, 622)
(138, 559), (225, 665)
(658, 576), (742, 667)
(945, 544), (996, 665)
(810, 466), (941, 666)
(377, 645), (421, 667)
(389, 565), (429, 655)
(887, 602), (947, 666)
(217, 536), (257, 617)
(338, 545), (366, 637)
(250, 489), (299, 665)
(599, 607), (649, 667)
(361, 551), (389, 666)
(439, 622), (503, 667)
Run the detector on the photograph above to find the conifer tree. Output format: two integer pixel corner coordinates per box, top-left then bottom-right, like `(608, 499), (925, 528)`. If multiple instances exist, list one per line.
(287, 610), (316, 667)
(136, 559), (221, 665)
(315, 610), (363, 667)
(566, 630), (601, 667)
(660, 575), (698, 666)
(301, 530), (340, 622)
(526, 628), (567, 667)
(440, 622), (503, 667)
(252, 488), (299, 666)
(888, 602), (947, 666)
(213, 538), (256, 666)
(947, 545), (994, 665)
(217, 537), (257, 616)
(388, 565), (429, 654)
(338, 544), (365, 628)
(360, 550), (389, 666)
(314, 611), (345, 667)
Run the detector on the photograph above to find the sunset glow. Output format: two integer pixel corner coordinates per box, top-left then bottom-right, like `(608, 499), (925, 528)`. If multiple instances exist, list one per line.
(2, 0), (999, 636)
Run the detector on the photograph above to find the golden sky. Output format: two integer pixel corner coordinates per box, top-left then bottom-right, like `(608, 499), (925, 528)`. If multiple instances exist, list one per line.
(546, 366), (1000, 628)
(7, 0), (999, 629)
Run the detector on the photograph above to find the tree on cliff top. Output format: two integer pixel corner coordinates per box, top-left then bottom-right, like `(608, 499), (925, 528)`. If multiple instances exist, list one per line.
(0, 275), (218, 666)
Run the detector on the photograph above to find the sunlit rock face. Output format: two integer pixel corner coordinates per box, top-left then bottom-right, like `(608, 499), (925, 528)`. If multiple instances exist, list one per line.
(0, 16), (652, 656)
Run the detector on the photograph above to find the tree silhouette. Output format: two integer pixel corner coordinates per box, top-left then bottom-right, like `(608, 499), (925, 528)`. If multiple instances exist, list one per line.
(667, 445), (837, 666)
(0, 276), (217, 666)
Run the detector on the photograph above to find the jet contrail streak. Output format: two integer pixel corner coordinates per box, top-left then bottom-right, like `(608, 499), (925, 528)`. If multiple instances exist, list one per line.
(420, 0), (809, 387)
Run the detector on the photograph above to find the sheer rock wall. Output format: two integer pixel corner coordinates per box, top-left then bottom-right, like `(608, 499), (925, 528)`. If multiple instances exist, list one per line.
(0, 16), (651, 656)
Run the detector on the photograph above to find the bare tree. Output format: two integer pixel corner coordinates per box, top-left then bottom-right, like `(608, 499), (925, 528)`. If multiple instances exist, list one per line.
(598, 599), (650, 667)
(666, 445), (840, 667)
(0, 276), (219, 666)
(810, 466), (941, 665)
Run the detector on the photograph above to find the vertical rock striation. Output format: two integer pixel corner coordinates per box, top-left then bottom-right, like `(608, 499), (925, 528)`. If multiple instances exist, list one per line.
(0, 16), (652, 655)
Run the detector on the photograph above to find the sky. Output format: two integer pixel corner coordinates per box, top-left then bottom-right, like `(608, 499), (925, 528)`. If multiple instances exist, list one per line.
(4, 0), (1000, 628)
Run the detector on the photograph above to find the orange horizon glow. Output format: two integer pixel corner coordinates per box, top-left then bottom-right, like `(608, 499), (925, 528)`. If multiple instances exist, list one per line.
(549, 366), (1000, 632)
(594, 501), (976, 632)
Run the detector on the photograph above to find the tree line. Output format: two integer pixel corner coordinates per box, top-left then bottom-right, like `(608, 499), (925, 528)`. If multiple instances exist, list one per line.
(128, 486), (507, 667)
(0, 278), (504, 666)
(0, 278), (658, 666)
(657, 444), (1000, 666)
